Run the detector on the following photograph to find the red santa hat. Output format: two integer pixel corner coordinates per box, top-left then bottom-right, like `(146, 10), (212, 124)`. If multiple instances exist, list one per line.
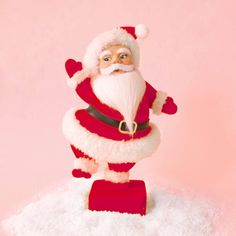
(82, 24), (149, 75)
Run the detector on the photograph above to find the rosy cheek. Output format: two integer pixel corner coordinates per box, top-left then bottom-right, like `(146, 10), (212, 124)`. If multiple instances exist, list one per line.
(124, 58), (132, 64)
(100, 61), (110, 68)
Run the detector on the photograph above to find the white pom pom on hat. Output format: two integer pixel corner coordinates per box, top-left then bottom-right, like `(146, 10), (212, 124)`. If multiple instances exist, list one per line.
(120, 24), (149, 39)
(83, 24), (149, 74)
(135, 24), (149, 38)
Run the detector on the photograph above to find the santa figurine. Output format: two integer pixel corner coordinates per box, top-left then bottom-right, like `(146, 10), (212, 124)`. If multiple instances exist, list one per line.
(62, 24), (177, 215)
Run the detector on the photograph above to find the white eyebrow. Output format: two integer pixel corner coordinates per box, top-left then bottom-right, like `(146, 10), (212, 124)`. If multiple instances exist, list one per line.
(99, 50), (112, 59)
(117, 47), (131, 54)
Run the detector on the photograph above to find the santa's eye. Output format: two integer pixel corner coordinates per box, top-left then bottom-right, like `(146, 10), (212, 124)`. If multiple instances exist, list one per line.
(119, 53), (128, 60)
(103, 56), (111, 62)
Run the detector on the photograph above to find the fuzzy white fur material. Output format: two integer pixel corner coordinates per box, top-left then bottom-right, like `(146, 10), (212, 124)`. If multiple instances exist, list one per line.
(1, 176), (218, 236)
(67, 68), (91, 89)
(91, 70), (146, 133)
(83, 27), (140, 75)
(104, 169), (129, 183)
(62, 107), (161, 163)
(151, 90), (168, 115)
(74, 158), (98, 174)
(135, 24), (149, 38)
(99, 63), (134, 75)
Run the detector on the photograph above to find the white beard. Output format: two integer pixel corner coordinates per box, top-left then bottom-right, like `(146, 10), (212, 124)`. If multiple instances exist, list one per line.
(91, 70), (146, 133)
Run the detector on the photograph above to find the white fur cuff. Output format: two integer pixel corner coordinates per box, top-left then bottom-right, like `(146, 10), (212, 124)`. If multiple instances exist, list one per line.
(151, 91), (168, 115)
(104, 169), (129, 183)
(67, 69), (90, 89)
(74, 158), (98, 174)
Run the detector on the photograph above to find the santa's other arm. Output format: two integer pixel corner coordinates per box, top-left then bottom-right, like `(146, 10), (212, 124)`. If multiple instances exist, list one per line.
(146, 81), (178, 115)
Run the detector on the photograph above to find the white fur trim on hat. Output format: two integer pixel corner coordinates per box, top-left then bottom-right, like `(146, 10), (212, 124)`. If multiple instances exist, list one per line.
(74, 158), (98, 174)
(62, 107), (161, 163)
(66, 68), (91, 89)
(151, 91), (168, 115)
(104, 169), (129, 183)
(83, 28), (140, 74)
(135, 24), (149, 38)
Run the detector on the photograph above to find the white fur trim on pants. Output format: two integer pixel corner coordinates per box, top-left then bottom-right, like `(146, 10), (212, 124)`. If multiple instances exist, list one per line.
(62, 107), (161, 163)
(151, 91), (168, 115)
(104, 169), (129, 183)
(74, 158), (98, 174)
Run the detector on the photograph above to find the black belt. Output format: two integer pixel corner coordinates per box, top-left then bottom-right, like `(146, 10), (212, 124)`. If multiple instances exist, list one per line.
(86, 105), (149, 135)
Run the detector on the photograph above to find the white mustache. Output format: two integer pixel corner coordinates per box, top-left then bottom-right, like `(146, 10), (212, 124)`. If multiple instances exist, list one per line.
(100, 63), (135, 75)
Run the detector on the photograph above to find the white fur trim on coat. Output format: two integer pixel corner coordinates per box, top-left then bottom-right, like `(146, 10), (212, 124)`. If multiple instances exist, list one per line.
(151, 91), (168, 115)
(74, 158), (98, 174)
(83, 27), (140, 75)
(66, 69), (91, 89)
(62, 107), (161, 163)
(104, 169), (129, 183)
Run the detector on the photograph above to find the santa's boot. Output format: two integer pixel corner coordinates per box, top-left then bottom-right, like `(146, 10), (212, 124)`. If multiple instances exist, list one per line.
(88, 162), (147, 215)
(70, 145), (98, 179)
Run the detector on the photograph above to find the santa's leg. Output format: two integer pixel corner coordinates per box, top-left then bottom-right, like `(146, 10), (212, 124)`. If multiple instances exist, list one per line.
(89, 162), (147, 215)
(70, 145), (99, 179)
(104, 162), (135, 183)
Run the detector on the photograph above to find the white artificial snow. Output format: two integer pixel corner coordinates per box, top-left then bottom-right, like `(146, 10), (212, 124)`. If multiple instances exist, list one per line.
(1, 176), (218, 236)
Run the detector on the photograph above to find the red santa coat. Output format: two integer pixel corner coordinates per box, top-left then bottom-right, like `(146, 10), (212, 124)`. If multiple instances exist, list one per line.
(62, 77), (166, 164)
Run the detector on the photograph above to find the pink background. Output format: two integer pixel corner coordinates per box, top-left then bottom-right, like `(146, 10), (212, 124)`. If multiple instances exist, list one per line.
(1, 0), (235, 234)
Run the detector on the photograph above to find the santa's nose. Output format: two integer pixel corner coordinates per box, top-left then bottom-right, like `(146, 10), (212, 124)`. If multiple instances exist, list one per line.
(113, 55), (122, 64)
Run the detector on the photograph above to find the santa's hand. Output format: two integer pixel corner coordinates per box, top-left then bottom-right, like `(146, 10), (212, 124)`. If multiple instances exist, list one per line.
(65, 59), (83, 78)
(161, 96), (178, 114)
(65, 59), (90, 89)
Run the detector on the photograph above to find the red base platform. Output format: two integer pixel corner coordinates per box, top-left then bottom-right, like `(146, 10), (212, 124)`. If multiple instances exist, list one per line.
(88, 180), (147, 215)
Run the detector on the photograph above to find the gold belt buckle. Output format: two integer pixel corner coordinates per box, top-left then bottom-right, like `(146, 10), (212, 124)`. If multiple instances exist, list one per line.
(118, 120), (138, 135)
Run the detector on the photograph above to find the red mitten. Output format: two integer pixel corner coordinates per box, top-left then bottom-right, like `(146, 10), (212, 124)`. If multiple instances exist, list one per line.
(65, 59), (83, 78)
(161, 96), (177, 114)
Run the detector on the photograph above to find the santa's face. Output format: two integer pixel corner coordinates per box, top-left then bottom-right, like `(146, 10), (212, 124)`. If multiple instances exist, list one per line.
(92, 47), (146, 134)
(99, 45), (134, 75)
